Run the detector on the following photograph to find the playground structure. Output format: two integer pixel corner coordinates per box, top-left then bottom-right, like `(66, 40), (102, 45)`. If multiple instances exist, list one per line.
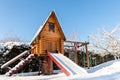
(1, 11), (89, 76)
(64, 40), (89, 69)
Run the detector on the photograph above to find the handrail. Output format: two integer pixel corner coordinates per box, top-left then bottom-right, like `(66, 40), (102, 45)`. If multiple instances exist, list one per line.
(1, 50), (29, 69)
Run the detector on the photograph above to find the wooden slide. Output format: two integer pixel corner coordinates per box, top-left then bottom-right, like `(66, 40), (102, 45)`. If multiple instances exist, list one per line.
(47, 52), (87, 76)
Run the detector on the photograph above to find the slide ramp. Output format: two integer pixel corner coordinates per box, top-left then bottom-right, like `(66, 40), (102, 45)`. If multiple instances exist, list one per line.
(47, 52), (87, 76)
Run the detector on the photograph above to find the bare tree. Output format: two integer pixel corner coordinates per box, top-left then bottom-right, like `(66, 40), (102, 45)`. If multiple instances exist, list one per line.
(89, 25), (120, 59)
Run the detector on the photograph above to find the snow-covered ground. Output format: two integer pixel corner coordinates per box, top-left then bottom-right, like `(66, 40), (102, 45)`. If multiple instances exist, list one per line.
(1, 59), (120, 80)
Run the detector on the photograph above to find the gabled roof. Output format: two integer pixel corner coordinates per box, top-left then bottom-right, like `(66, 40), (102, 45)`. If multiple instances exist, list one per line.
(30, 11), (66, 45)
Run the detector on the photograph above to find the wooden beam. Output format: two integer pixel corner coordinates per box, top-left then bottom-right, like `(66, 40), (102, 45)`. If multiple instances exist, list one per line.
(64, 45), (75, 47)
(65, 40), (89, 45)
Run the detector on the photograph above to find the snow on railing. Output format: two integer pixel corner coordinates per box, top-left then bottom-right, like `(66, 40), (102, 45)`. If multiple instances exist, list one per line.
(5, 54), (37, 76)
(1, 50), (29, 69)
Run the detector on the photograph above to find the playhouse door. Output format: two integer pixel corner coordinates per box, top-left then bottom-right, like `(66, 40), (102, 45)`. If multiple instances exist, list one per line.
(47, 40), (57, 52)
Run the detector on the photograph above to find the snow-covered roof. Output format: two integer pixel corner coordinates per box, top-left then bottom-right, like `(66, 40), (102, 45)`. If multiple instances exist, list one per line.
(29, 26), (42, 45)
(29, 11), (53, 45)
(29, 11), (66, 45)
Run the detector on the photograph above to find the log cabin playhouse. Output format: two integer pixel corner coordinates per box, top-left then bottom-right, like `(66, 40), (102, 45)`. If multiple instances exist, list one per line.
(30, 11), (89, 75)
(30, 11), (65, 55)
(30, 11), (66, 74)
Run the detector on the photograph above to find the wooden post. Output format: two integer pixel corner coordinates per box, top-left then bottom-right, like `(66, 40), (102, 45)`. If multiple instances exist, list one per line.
(74, 43), (78, 64)
(85, 44), (90, 69)
(41, 56), (53, 75)
(47, 57), (53, 74)
(38, 57), (41, 75)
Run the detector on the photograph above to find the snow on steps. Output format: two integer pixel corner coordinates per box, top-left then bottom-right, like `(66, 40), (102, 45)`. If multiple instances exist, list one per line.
(5, 54), (36, 76)
(1, 51), (29, 69)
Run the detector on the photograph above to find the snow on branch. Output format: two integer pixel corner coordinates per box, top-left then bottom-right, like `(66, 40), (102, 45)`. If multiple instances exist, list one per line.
(89, 25), (120, 59)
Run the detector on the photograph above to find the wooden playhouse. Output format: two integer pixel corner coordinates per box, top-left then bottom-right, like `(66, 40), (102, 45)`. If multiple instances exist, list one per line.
(30, 11), (66, 74)
(30, 11), (66, 55)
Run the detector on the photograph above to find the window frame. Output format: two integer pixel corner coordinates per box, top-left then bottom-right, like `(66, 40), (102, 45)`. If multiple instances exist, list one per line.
(49, 22), (55, 32)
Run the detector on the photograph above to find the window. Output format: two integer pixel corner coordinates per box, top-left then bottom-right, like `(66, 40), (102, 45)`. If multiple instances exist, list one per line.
(49, 22), (54, 32)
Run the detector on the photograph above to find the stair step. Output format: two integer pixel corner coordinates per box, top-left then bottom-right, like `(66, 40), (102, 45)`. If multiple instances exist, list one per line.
(5, 54), (36, 76)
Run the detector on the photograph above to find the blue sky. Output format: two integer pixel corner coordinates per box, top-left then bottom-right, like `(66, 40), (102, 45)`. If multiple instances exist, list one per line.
(0, 0), (120, 42)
